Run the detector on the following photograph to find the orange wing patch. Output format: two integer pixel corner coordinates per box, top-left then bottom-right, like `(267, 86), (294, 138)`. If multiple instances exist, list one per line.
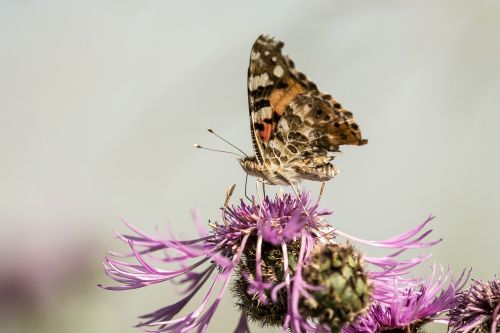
(269, 79), (305, 117)
(256, 79), (306, 143)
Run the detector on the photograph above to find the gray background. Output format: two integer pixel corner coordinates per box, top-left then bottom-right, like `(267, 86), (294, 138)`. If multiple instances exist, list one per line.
(1, 1), (499, 332)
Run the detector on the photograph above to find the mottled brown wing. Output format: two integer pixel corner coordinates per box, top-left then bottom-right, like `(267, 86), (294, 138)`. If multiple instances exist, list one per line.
(247, 34), (318, 165)
(267, 91), (367, 168)
(247, 35), (366, 168)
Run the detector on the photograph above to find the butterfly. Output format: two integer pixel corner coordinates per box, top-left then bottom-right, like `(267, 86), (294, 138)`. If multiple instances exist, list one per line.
(239, 35), (367, 186)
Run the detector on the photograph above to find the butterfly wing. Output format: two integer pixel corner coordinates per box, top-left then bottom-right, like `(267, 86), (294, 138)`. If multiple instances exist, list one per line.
(247, 35), (366, 166)
(268, 91), (367, 166)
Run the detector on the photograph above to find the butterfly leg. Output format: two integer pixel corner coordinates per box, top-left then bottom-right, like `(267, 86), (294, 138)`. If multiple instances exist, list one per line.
(244, 174), (253, 202)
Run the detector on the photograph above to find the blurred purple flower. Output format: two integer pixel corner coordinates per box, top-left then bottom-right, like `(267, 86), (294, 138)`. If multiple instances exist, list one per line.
(100, 192), (442, 333)
(448, 278), (500, 333)
(342, 266), (469, 333)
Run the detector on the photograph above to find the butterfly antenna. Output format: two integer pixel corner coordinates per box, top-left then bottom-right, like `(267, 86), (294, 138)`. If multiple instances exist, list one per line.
(207, 128), (248, 157)
(193, 144), (243, 157)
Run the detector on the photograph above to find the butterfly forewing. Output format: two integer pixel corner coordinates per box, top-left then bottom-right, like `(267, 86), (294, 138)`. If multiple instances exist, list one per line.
(247, 35), (317, 163)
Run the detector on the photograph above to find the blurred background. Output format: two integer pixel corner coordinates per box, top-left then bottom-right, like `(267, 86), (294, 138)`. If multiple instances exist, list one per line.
(1, 1), (499, 332)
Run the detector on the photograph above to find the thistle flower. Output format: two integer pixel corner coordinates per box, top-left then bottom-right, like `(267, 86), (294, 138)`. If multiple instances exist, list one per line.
(100, 191), (442, 333)
(448, 278), (500, 333)
(342, 266), (469, 333)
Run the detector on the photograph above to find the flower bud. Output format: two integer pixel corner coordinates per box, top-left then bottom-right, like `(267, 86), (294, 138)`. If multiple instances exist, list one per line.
(302, 243), (371, 333)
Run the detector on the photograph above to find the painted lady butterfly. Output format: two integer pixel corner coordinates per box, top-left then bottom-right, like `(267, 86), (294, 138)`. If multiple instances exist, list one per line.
(239, 35), (367, 186)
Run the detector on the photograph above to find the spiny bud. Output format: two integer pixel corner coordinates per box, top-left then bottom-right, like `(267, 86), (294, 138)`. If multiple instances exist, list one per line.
(301, 243), (371, 333)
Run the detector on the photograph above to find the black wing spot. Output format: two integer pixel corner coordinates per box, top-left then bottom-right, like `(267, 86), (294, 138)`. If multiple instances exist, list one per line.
(351, 123), (359, 130)
(314, 108), (324, 117)
(252, 86), (273, 97)
(272, 112), (281, 122)
(287, 145), (298, 154)
(333, 122), (340, 128)
(263, 118), (273, 124)
(277, 81), (288, 89)
(333, 103), (342, 109)
(254, 99), (271, 110)
(255, 123), (264, 131)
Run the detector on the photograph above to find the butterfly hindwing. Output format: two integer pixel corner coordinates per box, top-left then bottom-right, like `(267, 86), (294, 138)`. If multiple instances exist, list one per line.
(269, 90), (366, 161)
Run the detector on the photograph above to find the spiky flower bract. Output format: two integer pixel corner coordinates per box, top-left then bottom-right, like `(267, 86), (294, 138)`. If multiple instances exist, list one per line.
(448, 278), (500, 333)
(100, 191), (442, 333)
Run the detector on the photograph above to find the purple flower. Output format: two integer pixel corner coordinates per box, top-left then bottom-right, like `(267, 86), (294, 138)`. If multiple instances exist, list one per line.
(448, 278), (500, 333)
(342, 266), (469, 333)
(100, 191), (442, 333)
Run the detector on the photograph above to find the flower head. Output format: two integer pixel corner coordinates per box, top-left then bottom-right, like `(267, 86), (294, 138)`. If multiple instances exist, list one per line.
(221, 192), (332, 246)
(342, 266), (469, 333)
(448, 278), (500, 333)
(100, 191), (442, 333)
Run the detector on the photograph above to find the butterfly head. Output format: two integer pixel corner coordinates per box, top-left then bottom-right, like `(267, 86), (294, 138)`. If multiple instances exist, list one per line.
(239, 156), (262, 178)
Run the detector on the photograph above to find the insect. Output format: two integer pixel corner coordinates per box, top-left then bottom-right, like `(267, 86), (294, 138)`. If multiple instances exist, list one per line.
(239, 35), (367, 186)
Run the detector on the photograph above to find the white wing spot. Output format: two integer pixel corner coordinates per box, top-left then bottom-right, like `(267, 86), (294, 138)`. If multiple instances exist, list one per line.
(257, 106), (272, 119)
(251, 51), (260, 60)
(249, 73), (272, 91)
(273, 65), (284, 78)
(249, 76), (256, 91)
(259, 73), (270, 86)
(264, 50), (270, 56)
(271, 56), (277, 62)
